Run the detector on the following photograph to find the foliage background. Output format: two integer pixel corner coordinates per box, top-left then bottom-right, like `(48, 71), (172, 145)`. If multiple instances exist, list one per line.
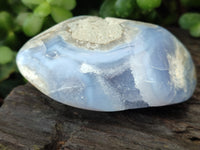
(0, 0), (199, 99)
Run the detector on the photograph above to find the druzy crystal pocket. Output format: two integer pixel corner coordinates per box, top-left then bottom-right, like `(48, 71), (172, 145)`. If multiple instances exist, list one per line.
(16, 16), (196, 111)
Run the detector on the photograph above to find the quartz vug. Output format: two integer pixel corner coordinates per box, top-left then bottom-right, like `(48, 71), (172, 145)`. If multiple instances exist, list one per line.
(16, 16), (197, 111)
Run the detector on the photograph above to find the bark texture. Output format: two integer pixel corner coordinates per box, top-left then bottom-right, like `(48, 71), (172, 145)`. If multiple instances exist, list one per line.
(0, 28), (200, 150)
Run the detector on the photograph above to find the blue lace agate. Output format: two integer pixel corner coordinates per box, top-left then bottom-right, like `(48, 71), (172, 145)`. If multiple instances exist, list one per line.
(16, 16), (196, 111)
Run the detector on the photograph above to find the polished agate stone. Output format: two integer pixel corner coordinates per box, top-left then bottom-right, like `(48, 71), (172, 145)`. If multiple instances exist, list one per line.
(16, 16), (196, 111)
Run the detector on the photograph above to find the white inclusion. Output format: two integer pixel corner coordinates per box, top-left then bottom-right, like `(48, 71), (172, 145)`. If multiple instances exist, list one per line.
(144, 80), (156, 83)
(49, 86), (80, 94)
(167, 41), (188, 92)
(80, 62), (129, 78)
(151, 66), (168, 71)
(80, 63), (100, 74)
(129, 53), (158, 106)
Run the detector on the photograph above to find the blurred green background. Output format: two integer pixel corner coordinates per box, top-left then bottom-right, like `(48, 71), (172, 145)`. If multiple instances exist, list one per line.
(0, 0), (200, 100)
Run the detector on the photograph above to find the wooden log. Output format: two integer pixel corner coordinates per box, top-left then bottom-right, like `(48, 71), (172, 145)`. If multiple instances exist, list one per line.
(0, 28), (200, 150)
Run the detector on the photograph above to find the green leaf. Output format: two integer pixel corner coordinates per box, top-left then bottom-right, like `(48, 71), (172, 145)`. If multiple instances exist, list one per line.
(4, 31), (17, 47)
(189, 22), (200, 38)
(15, 12), (31, 27)
(48, 0), (76, 10)
(21, 0), (44, 9)
(8, 0), (28, 14)
(115, 0), (136, 18)
(23, 14), (44, 36)
(21, 0), (45, 5)
(0, 11), (13, 31)
(99, 0), (117, 18)
(0, 60), (16, 82)
(179, 13), (200, 30)
(34, 2), (51, 17)
(51, 7), (72, 23)
(0, 46), (14, 65)
(64, 0), (76, 10)
(136, 0), (162, 10)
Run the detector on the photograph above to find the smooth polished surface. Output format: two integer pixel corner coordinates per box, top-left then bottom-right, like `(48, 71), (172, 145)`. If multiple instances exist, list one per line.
(16, 16), (196, 111)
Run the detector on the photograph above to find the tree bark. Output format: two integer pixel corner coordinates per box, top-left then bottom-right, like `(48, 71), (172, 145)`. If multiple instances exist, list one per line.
(0, 28), (200, 150)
